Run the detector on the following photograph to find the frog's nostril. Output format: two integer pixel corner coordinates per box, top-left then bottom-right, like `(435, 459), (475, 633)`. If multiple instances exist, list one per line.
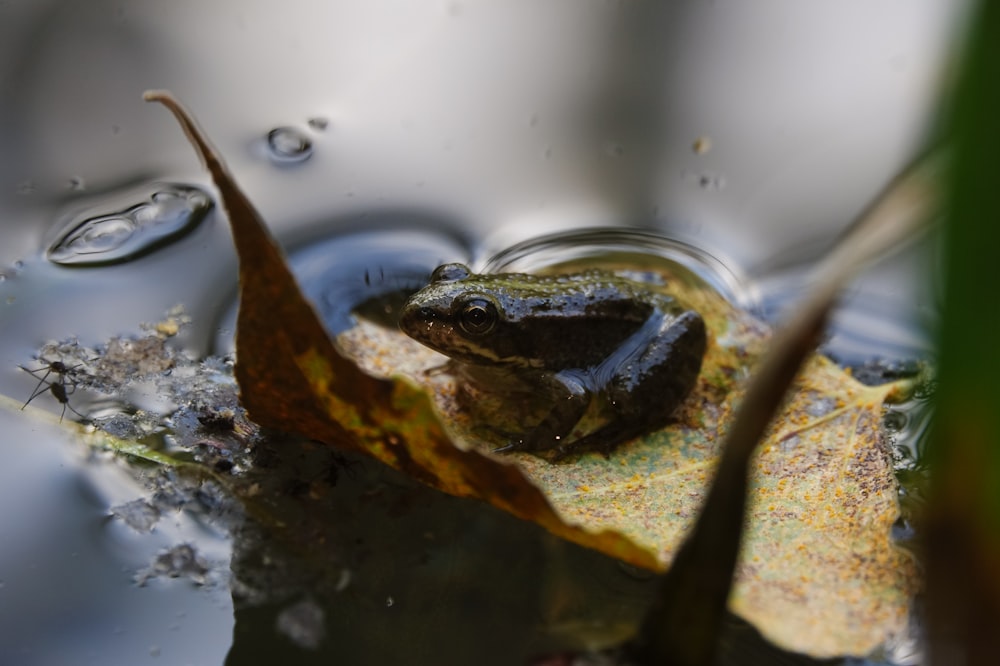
(400, 305), (435, 331)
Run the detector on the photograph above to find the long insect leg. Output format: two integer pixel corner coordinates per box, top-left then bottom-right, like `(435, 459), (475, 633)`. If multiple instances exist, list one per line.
(19, 365), (55, 409)
(19, 361), (88, 422)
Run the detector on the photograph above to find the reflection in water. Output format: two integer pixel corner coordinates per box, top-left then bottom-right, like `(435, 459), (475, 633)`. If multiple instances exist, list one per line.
(213, 224), (469, 355)
(482, 227), (755, 311)
(46, 183), (213, 267)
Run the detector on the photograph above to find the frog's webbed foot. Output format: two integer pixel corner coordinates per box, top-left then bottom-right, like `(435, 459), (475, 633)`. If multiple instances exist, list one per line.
(486, 433), (563, 462)
(487, 427), (572, 462)
(492, 426), (629, 463)
(491, 442), (520, 455)
(470, 424), (526, 455)
(552, 421), (646, 461)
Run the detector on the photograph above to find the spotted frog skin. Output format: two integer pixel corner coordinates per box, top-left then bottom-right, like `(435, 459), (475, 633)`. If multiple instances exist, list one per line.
(398, 263), (707, 459)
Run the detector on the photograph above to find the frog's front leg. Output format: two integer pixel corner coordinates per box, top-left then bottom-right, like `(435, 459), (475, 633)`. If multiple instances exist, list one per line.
(493, 370), (591, 454)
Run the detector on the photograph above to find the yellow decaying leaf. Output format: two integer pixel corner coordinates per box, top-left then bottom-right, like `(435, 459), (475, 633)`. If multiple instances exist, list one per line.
(338, 285), (917, 656)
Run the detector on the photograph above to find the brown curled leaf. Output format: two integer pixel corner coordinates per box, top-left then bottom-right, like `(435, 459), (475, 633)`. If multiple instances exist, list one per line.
(143, 89), (660, 570)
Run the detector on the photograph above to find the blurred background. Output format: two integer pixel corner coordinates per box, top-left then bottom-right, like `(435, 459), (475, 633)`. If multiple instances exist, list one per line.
(0, 1), (972, 664)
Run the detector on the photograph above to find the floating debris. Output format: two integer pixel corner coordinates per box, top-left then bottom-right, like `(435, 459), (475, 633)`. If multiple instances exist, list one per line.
(93, 335), (176, 386)
(692, 136), (712, 155)
(110, 498), (162, 533)
(136, 543), (209, 586)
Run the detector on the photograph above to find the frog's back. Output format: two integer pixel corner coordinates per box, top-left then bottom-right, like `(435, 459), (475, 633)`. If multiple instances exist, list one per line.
(399, 264), (686, 371)
(463, 271), (669, 369)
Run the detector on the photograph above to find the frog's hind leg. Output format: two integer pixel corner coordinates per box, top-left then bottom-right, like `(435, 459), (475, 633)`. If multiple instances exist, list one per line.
(610, 310), (705, 421)
(563, 310), (707, 461)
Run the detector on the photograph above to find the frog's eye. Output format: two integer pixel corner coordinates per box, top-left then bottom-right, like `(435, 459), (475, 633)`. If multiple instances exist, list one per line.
(458, 298), (497, 336)
(430, 263), (471, 283)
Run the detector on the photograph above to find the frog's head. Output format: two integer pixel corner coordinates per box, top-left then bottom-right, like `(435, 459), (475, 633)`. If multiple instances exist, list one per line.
(399, 263), (523, 366)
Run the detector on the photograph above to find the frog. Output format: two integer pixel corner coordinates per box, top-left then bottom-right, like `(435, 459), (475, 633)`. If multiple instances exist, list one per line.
(398, 263), (707, 460)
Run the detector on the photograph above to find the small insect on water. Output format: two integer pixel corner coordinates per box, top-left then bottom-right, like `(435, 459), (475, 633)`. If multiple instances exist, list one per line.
(19, 360), (87, 422)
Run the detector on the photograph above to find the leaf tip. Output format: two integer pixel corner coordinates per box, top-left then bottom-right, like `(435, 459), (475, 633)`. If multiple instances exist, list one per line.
(141, 89), (226, 177)
(142, 89), (171, 104)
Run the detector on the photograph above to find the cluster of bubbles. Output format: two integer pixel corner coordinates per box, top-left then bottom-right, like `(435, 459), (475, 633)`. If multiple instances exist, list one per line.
(46, 184), (213, 267)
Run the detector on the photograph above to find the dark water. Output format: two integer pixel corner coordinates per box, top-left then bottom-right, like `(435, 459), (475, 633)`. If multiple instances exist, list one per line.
(0, 1), (967, 664)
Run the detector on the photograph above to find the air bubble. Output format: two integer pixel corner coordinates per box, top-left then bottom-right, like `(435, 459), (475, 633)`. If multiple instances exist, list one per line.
(884, 410), (908, 433)
(266, 126), (313, 164)
(46, 183), (213, 267)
